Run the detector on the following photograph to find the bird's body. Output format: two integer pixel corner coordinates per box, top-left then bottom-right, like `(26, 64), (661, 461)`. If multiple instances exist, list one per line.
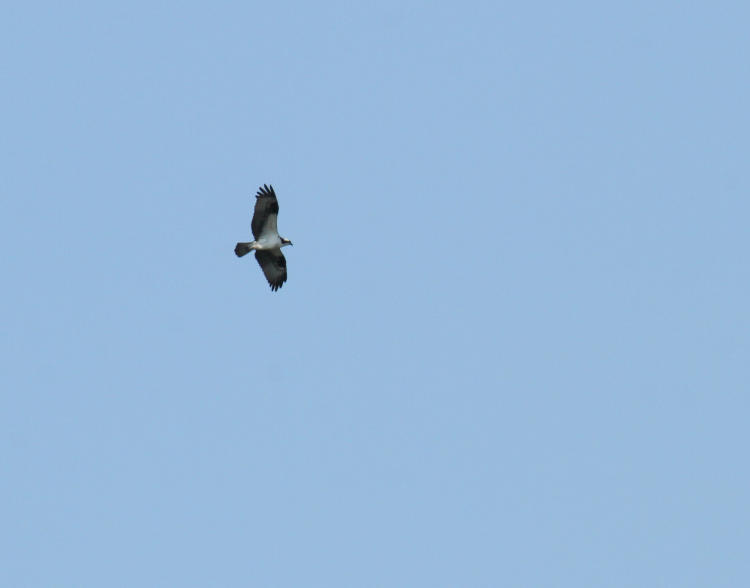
(235, 184), (293, 291)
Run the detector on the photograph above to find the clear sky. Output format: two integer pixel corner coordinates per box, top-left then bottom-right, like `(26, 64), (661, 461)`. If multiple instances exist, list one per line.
(2, 1), (748, 586)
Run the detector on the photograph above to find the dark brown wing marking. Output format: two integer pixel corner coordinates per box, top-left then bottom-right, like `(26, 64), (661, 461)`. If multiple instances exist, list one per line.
(251, 184), (279, 240)
(254, 249), (287, 292)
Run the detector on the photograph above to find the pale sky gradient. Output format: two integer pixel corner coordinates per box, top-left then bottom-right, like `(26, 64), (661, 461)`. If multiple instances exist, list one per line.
(2, 1), (749, 586)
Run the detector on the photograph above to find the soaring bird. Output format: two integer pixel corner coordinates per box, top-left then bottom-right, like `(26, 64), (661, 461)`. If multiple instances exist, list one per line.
(234, 184), (293, 291)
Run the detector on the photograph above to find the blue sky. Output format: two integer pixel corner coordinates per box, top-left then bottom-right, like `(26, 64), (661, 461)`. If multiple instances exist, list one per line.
(2, 1), (748, 586)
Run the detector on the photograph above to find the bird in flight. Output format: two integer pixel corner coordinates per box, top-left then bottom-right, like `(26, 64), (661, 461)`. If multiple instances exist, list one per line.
(234, 184), (293, 291)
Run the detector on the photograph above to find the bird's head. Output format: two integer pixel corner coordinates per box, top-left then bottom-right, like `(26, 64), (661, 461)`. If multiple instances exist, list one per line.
(281, 237), (293, 247)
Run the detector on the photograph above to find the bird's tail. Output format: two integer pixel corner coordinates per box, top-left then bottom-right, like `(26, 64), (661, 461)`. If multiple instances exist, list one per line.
(235, 242), (253, 257)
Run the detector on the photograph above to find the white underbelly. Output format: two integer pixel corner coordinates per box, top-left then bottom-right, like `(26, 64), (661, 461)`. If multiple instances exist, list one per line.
(255, 235), (281, 250)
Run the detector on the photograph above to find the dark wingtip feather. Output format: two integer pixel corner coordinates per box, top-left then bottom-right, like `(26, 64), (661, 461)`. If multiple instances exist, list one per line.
(256, 183), (276, 199)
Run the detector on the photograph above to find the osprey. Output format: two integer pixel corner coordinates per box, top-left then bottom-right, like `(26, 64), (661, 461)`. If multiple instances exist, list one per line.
(234, 184), (293, 291)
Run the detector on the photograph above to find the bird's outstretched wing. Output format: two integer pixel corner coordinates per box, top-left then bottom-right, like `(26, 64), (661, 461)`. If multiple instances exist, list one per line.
(251, 184), (279, 240)
(255, 250), (287, 291)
